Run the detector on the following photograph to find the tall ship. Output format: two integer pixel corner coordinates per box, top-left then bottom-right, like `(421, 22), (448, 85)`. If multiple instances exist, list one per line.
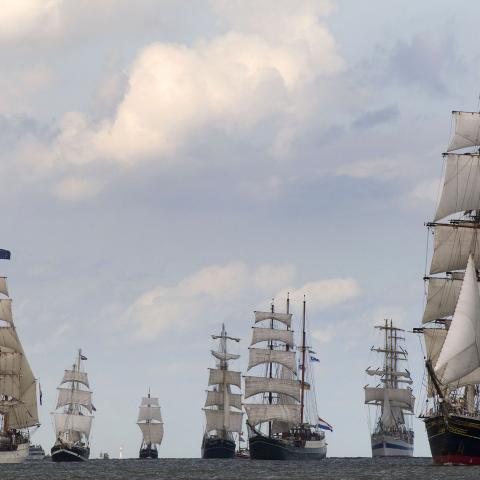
(137, 392), (163, 458)
(244, 296), (330, 460)
(415, 107), (480, 464)
(202, 324), (243, 458)
(51, 349), (93, 462)
(364, 320), (414, 456)
(0, 249), (40, 464)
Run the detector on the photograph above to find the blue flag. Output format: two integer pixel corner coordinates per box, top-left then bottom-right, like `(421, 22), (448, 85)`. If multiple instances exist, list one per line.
(310, 356), (320, 362)
(80, 354), (88, 360)
(0, 249), (11, 260)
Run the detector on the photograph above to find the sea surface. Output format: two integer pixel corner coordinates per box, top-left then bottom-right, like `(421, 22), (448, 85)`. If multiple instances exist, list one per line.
(1, 457), (479, 480)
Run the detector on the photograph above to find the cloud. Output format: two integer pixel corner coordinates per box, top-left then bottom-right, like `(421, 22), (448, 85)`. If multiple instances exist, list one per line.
(124, 262), (360, 341)
(403, 177), (441, 211)
(336, 157), (406, 180)
(53, 177), (101, 201)
(351, 105), (399, 130)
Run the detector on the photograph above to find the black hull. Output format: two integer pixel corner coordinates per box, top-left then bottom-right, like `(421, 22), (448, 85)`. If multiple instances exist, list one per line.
(201, 437), (235, 459)
(139, 446), (158, 459)
(51, 444), (89, 462)
(425, 414), (480, 465)
(249, 434), (326, 460)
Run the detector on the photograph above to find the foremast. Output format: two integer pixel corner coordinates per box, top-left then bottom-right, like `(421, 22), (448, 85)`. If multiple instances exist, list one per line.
(52, 349), (93, 446)
(203, 324), (243, 440)
(0, 252), (39, 436)
(364, 321), (414, 431)
(416, 109), (480, 419)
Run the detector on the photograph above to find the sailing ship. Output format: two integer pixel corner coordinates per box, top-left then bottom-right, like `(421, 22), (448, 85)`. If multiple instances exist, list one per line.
(137, 392), (164, 458)
(202, 324), (243, 458)
(244, 296), (329, 460)
(51, 349), (93, 462)
(364, 320), (414, 456)
(0, 250), (40, 464)
(415, 108), (480, 464)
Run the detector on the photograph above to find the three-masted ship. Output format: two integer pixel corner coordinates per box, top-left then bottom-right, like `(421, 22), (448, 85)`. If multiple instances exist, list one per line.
(364, 320), (414, 456)
(0, 251), (40, 463)
(202, 324), (243, 458)
(137, 392), (163, 458)
(416, 108), (480, 464)
(244, 296), (328, 460)
(51, 349), (93, 462)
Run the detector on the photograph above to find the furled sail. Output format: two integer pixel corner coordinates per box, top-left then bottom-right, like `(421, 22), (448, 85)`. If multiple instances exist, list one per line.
(205, 390), (242, 410)
(204, 409), (243, 433)
(254, 311), (292, 327)
(250, 327), (294, 347)
(435, 255), (480, 385)
(248, 348), (296, 372)
(208, 368), (241, 388)
(435, 154), (480, 220)
(430, 225), (480, 274)
(244, 404), (301, 426)
(447, 111), (480, 152)
(244, 376), (301, 402)
(211, 351), (240, 361)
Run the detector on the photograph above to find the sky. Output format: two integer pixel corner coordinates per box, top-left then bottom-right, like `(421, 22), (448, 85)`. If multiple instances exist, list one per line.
(1, 0), (480, 458)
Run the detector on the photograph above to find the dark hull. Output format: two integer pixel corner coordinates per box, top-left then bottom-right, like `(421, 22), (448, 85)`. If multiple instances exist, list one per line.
(249, 434), (326, 460)
(425, 414), (480, 465)
(51, 444), (89, 462)
(201, 437), (235, 459)
(139, 446), (158, 459)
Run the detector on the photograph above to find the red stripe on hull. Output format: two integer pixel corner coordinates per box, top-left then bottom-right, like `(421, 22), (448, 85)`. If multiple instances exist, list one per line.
(434, 455), (480, 465)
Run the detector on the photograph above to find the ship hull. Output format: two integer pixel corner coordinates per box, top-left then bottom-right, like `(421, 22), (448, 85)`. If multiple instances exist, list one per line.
(371, 433), (413, 457)
(249, 434), (326, 460)
(201, 436), (235, 459)
(0, 441), (29, 464)
(51, 444), (90, 462)
(139, 446), (158, 459)
(425, 414), (480, 465)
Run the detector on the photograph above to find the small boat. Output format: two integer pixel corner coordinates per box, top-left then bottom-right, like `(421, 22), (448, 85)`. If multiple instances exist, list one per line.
(364, 320), (414, 457)
(137, 392), (163, 459)
(202, 324), (243, 459)
(27, 444), (45, 461)
(51, 349), (94, 462)
(0, 250), (41, 464)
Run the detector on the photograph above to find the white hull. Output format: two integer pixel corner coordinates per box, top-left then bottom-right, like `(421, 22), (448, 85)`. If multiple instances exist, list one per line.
(0, 441), (30, 464)
(371, 434), (413, 457)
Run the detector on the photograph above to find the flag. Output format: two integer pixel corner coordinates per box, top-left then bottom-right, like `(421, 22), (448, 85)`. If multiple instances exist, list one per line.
(39, 382), (43, 406)
(309, 349), (317, 354)
(92, 404), (97, 412)
(0, 249), (11, 260)
(310, 356), (320, 362)
(80, 354), (88, 360)
(317, 417), (333, 431)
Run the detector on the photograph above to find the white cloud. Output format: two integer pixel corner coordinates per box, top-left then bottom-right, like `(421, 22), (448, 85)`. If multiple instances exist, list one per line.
(404, 177), (441, 209)
(124, 262), (360, 341)
(53, 177), (101, 201)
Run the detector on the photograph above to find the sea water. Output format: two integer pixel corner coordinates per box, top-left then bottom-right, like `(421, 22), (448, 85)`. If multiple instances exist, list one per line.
(0, 457), (478, 479)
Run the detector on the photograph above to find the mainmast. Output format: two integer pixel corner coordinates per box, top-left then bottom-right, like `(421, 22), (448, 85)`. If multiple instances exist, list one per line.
(300, 296), (306, 425)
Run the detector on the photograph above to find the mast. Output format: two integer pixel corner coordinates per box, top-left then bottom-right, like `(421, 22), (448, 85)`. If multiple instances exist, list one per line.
(268, 300), (274, 437)
(300, 296), (306, 425)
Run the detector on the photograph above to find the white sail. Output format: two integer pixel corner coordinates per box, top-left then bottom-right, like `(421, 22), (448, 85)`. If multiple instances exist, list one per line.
(248, 348), (296, 372)
(423, 277), (464, 324)
(254, 311), (292, 327)
(380, 390), (396, 428)
(8, 381), (39, 429)
(244, 404), (300, 426)
(204, 409), (243, 433)
(138, 422), (164, 444)
(208, 368), (241, 388)
(53, 412), (93, 437)
(0, 351), (21, 373)
(435, 154), (480, 220)
(0, 326), (21, 353)
(424, 328), (448, 366)
(0, 277), (8, 297)
(364, 387), (415, 411)
(61, 369), (90, 388)
(250, 327), (294, 347)
(0, 299), (12, 324)
(244, 376), (301, 401)
(138, 405), (163, 422)
(204, 390), (242, 410)
(430, 225), (480, 274)
(0, 374), (20, 399)
(436, 255), (480, 384)
(447, 111), (480, 152)
(141, 396), (159, 406)
(56, 388), (92, 412)
(211, 351), (240, 361)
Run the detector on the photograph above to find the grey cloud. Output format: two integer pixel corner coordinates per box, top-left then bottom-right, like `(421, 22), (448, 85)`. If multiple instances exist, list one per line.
(351, 105), (399, 130)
